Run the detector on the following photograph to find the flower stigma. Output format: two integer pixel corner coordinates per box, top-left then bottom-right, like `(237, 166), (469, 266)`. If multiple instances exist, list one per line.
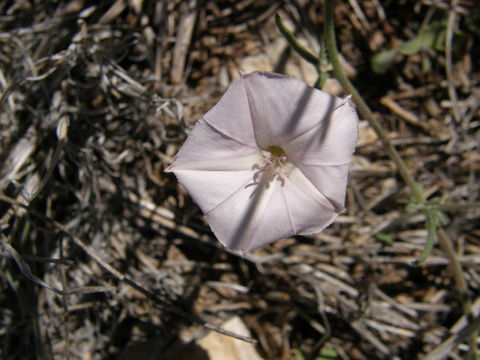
(252, 145), (291, 187)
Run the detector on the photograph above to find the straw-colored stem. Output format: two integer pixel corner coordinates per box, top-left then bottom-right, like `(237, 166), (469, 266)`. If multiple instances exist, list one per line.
(438, 229), (477, 359)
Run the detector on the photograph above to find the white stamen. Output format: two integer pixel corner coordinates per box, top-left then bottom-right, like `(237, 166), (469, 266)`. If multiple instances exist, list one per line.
(252, 146), (291, 187)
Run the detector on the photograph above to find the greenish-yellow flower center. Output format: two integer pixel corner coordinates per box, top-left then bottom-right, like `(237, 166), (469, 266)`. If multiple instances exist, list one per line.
(266, 145), (286, 158)
(252, 145), (291, 187)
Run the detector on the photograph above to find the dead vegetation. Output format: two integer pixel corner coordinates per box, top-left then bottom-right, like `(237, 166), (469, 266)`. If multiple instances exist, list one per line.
(0, 0), (479, 359)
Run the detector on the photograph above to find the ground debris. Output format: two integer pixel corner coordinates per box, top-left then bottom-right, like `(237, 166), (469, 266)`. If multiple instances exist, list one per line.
(0, 1), (479, 359)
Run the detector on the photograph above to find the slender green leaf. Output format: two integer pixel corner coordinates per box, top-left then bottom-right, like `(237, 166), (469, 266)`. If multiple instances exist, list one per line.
(275, 14), (319, 66)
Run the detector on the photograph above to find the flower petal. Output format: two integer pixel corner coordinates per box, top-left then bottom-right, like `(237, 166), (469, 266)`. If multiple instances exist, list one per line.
(166, 118), (262, 213)
(205, 166), (339, 254)
(202, 78), (258, 149)
(169, 154), (261, 172)
(173, 169), (257, 215)
(284, 98), (359, 209)
(204, 172), (278, 254)
(166, 119), (259, 170)
(285, 97), (359, 166)
(243, 71), (344, 149)
(243, 167), (339, 252)
(292, 164), (351, 210)
(283, 167), (339, 234)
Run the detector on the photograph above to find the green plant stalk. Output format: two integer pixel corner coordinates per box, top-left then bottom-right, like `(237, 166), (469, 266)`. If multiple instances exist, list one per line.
(275, 15), (331, 90)
(411, 211), (437, 266)
(314, 36), (330, 90)
(275, 15), (319, 66)
(324, 0), (423, 203)
(445, 0), (461, 124)
(324, 0), (477, 356)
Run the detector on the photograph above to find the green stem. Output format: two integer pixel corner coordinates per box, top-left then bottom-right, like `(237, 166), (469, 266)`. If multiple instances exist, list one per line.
(445, 0), (462, 123)
(324, 0), (424, 203)
(314, 36), (330, 90)
(275, 15), (319, 66)
(275, 14), (331, 90)
(411, 211), (437, 266)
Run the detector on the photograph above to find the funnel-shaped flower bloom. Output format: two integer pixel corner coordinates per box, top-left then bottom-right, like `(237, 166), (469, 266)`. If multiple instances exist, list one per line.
(166, 71), (358, 254)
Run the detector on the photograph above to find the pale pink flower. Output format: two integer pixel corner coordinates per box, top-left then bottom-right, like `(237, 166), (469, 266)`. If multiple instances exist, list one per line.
(166, 71), (358, 254)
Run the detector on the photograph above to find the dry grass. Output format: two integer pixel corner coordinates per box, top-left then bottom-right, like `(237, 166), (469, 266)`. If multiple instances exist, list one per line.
(0, 0), (479, 359)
